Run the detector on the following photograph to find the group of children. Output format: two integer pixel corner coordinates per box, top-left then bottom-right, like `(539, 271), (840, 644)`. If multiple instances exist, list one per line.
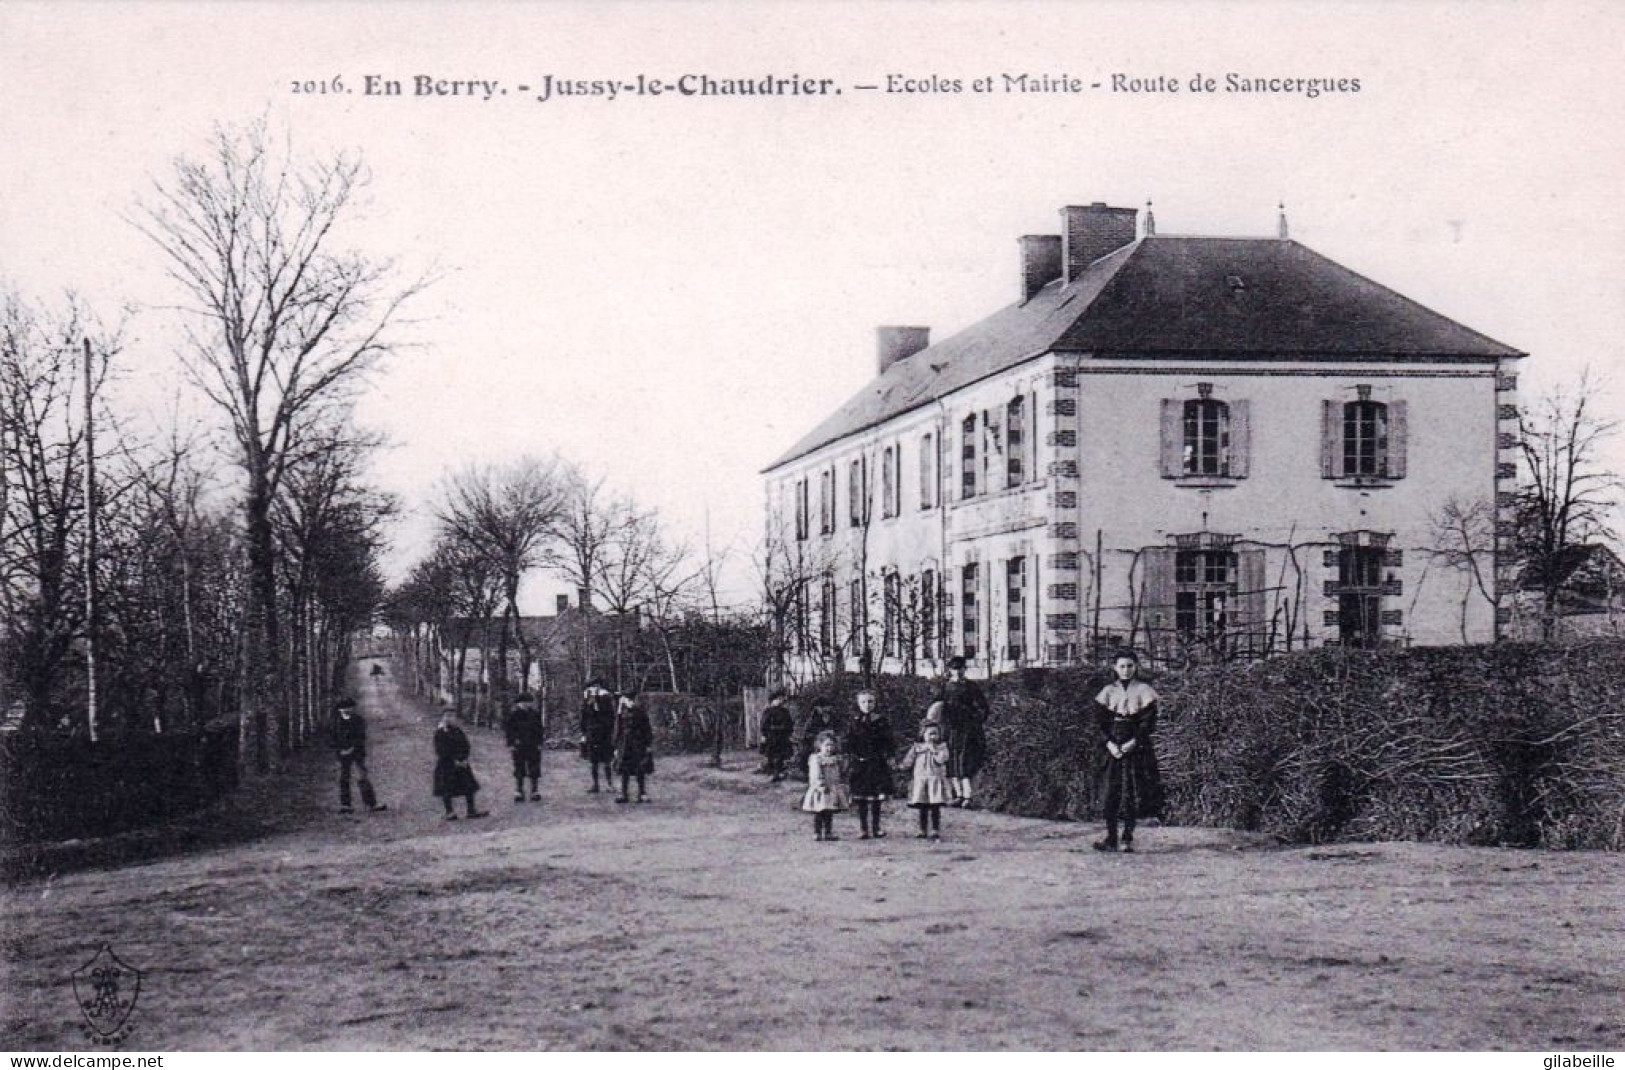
(802, 689), (962, 842)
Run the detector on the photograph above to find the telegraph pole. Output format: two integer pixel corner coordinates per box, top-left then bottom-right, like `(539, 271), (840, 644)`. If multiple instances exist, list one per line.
(83, 338), (99, 743)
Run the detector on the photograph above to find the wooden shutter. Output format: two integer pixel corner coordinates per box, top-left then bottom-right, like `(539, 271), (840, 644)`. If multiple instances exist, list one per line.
(1229, 399), (1252, 478)
(1238, 548), (1268, 653)
(1159, 399), (1181, 478)
(1389, 400), (1409, 479)
(1142, 547), (1177, 638)
(1321, 399), (1342, 479)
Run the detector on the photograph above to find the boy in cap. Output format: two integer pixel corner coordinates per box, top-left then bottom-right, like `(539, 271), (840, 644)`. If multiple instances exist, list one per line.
(333, 696), (387, 813)
(504, 692), (544, 802)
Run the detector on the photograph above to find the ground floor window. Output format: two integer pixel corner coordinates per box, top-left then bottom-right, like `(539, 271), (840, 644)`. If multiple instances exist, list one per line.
(1006, 556), (1027, 663)
(961, 563), (979, 660)
(1175, 550), (1236, 648)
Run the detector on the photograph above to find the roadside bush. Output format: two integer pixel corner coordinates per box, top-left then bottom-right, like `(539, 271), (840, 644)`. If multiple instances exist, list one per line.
(788, 641), (1625, 849)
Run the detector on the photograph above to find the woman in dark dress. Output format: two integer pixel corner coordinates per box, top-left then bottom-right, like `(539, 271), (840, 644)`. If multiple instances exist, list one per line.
(1091, 651), (1164, 852)
(843, 689), (895, 839)
(433, 708), (486, 820)
(612, 693), (655, 804)
(938, 655), (990, 807)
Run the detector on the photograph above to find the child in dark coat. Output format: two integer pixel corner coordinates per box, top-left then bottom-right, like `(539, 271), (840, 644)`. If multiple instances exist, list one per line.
(433, 708), (486, 820)
(612, 694), (655, 804)
(504, 692), (544, 803)
(844, 689), (895, 839)
(758, 690), (796, 781)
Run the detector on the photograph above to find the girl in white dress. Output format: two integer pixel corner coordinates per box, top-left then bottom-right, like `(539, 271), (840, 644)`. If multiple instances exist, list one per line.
(801, 731), (851, 841)
(901, 720), (952, 840)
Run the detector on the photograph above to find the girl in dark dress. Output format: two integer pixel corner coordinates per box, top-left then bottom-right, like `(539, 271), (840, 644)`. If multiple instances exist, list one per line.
(843, 689), (895, 839)
(1091, 652), (1164, 852)
(433, 708), (486, 820)
(612, 694), (655, 804)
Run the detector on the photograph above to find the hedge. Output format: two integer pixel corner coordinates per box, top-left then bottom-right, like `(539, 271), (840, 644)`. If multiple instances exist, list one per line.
(789, 642), (1625, 850)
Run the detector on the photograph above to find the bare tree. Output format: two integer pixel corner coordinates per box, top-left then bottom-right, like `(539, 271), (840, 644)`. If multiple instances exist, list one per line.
(437, 455), (567, 703)
(1429, 496), (1500, 643)
(1516, 371), (1620, 640)
(0, 290), (119, 728)
(136, 120), (425, 770)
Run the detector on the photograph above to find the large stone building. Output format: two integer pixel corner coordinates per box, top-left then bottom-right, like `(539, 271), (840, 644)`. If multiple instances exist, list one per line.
(762, 201), (1524, 680)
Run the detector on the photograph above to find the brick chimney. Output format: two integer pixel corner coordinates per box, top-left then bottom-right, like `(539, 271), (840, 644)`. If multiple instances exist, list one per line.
(1061, 202), (1140, 283)
(876, 326), (930, 374)
(1019, 234), (1063, 301)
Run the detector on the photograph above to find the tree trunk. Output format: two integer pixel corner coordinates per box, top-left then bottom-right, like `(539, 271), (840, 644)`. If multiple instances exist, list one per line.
(244, 474), (282, 773)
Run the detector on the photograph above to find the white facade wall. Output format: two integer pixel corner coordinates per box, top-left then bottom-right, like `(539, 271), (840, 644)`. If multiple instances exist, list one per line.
(768, 353), (1515, 678)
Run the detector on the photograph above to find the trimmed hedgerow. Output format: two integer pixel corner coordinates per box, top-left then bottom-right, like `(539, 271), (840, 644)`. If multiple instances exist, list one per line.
(789, 642), (1625, 849)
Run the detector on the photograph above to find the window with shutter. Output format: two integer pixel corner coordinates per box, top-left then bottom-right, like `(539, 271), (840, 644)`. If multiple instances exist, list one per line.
(1389, 400), (1409, 479)
(961, 415), (978, 499)
(1159, 399), (1181, 478)
(1142, 547), (1178, 646)
(919, 433), (935, 510)
(961, 563), (980, 659)
(1006, 557), (1028, 662)
(1229, 399), (1252, 478)
(1007, 396), (1026, 487)
(1321, 400), (1342, 479)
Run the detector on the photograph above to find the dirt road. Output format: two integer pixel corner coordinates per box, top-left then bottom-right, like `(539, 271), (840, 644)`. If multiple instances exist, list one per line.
(3, 662), (1622, 1050)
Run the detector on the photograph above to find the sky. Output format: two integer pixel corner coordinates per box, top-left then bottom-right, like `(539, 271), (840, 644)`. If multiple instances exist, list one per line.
(4, 0), (1623, 613)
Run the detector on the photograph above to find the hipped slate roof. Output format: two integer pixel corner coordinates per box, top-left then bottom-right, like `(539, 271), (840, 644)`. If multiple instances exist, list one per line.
(765, 234), (1523, 471)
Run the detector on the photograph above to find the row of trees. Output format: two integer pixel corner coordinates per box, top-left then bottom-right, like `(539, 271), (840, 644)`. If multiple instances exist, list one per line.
(384, 458), (769, 721)
(2, 121), (406, 772)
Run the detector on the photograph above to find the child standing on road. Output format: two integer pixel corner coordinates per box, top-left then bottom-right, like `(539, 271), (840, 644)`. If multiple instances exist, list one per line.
(802, 730), (850, 841)
(433, 708), (486, 821)
(901, 719), (952, 840)
(844, 689), (895, 839)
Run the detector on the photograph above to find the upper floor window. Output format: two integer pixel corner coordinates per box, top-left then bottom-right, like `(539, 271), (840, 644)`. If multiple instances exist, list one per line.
(879, 443), (901, 519)
(1160, 394), (1251, 479)
(848, 455), (869, 527)
(1183, 399), (1231, 476)
(961, 414), (978, 499)
(793, 478), (810, 541)
(1322, 395), (1408, 480)
(1006, 396), (1027, 487)
(919, 432), (936, 510)
(1344, 400), (1388, 478)
(819, 467), (835, 535)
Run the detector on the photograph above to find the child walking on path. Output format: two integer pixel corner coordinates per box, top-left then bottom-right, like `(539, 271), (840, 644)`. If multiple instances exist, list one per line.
(801, 730), (851, 841)
(901, 718), (952, 840)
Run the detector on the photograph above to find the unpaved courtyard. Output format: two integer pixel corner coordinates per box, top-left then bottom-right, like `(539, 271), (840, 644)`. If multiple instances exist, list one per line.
(3, 666), (1622, 1050)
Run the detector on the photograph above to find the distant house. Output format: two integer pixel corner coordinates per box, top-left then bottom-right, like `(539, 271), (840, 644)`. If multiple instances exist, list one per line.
(1512, 543), (1625, 638)
(762, 199), (1525, 678)
(436, 597), (638, 715)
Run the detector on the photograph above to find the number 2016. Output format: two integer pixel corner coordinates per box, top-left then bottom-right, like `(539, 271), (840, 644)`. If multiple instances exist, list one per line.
(292, 76), (346, 94)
